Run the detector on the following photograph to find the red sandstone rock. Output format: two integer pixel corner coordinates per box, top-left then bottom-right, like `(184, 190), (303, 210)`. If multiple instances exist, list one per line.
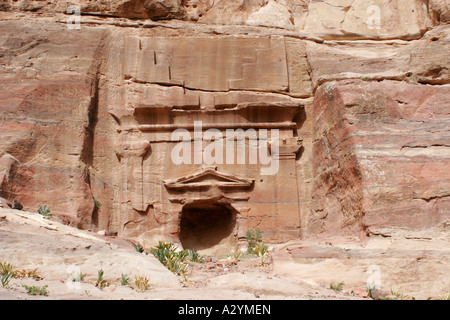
(309, 80), (450, 238)
(0, 19), (104, 227)
(0, 1), (448, 254)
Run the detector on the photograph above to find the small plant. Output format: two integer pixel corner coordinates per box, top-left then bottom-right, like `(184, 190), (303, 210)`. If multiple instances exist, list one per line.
(150, 241), (189, 279)
(133, 244), (144, 253)
(232, 250), (243, 261)
(22, 284), (49, 296)
(183, 249), (205, 263)
(1, 273), (13, 287)
(440, 292), (450, 300)
(71, 272), (85, 283)
(1, 261), (42, 280)
(164, 253), (189, 278)
(120, 274), (129, 286)
(366, 284), (377, 298)
(1, 261), (16, 286)
(375, 287), (412, 300)
(37, 204), (51, 217)
(389, 285), (408, 300)
(361, 76), (370, 81)
(330, 281), (345, 292)
(0, 261), (14, 276)
(134, 276), (150, 292)
(96, 269), (104, 284)
(245, 229), (262, 254)
(94, 269), (109, 289)
(253, 242), (269, 266)
(150, 241), (178, 263)
(14, 268), (42, 280)
(93, 198), (101, 211)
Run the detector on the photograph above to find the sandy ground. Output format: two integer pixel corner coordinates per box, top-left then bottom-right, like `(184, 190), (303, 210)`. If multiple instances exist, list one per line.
(0, 207), (448, 300)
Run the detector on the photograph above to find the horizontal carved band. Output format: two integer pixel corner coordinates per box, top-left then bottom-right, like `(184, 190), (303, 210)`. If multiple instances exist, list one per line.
(137, 122), (297, 132)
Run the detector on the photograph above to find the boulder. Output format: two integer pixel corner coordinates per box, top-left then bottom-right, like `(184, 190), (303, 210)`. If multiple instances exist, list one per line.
(12, 199), (23, 210)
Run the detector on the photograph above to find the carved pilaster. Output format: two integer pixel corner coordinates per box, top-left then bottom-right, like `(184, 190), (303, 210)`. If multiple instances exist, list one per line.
(115, 140), (151, 213)
(271, 137), (303, 239)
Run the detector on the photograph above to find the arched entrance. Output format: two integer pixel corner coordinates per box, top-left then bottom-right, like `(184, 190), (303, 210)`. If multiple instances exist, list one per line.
(179, 199), (238, 254)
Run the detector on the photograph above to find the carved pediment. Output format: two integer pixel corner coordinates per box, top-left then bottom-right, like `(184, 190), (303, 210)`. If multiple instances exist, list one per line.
(164, 167), (254, 190)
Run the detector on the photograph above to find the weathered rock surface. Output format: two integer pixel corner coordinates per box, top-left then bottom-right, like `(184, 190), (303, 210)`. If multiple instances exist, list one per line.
(309, 80), (450, 238)
(1, 0), (448, 39)
(306, 24), (450, 88)
(272, 225), (450, 300)
(0, 207), (182, 299)
(0, 17), (106, 227)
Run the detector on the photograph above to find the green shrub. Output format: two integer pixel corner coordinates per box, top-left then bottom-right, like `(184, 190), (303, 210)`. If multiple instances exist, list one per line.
(133, 244), (144, 253)
(441, 292), (450, 300)
(0, 261), (14, 276)
(245, 229), (262, 254)
(164, 253), (189, 277)
(232, 250), (243, 261)
(330, 281), (344, 292)
(1, 261), (15, 287)
(150, 241), (174, 262)
(1, 261), (41, 280)
(183, 249), (205, 263)
(389, 285), (410, 300)
(94, 269), (109, 289)
(71, 272), (85, 282)
(37, 205), (51, 217)
(150, 241), (189, 279)
(253, 242), (269, 266)
(93, 198), (101, 210)
(366, 284), (377, 298)
(22, 284), (49, 296)
(1, 273), (13, 287)
(134, 276), (150, 291)
(120, 274), (129, 286)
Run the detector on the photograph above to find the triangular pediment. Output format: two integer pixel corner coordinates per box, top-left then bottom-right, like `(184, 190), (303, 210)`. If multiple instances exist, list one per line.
(164, 167), (254, 190)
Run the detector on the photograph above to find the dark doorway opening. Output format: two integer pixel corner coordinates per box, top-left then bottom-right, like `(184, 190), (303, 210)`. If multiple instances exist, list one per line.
(179, 200), (236, 251)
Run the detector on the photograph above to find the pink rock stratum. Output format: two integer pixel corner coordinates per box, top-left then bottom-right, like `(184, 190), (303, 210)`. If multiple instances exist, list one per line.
(0, 0), (449, 300)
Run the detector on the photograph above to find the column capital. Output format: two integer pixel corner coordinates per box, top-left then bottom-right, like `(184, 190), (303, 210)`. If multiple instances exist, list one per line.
(271, 137), (303, 160)
(115, 140), (150, 159)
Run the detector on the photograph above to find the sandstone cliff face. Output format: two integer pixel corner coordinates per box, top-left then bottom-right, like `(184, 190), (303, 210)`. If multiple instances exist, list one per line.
(0, 0), (448, 250)
(1, 0), (448, 35)
(0, 18), (106, 227)
(310, 80), (450, 237)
